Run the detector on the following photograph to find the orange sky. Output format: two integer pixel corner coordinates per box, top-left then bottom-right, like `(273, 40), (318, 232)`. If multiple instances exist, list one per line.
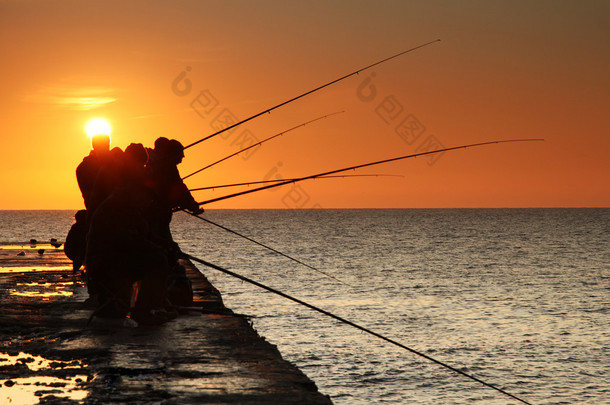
(1, 0), (608, 209)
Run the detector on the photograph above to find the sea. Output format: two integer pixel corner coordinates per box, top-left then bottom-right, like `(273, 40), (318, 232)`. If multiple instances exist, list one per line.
(1, 209), (608, 404)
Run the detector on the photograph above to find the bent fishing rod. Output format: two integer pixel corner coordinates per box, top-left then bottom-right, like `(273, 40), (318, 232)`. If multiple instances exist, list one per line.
(182, 210), (351, 286)
(189, 174), (404, 192)
(197, 139), (544, 206)
(183, 39), (441, 150)
(182, 111), (345, 180)
(183, 252), (532, 404)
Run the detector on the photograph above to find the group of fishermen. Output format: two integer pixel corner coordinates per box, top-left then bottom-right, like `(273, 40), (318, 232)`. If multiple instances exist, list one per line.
(65, 134), (203, 324)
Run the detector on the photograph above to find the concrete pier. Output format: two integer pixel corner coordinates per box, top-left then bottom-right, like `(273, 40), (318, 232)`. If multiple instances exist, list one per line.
(0, 243), (332, 404)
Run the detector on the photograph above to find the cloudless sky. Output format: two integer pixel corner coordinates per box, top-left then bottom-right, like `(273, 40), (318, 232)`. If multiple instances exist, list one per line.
(1, 0), (608, 209)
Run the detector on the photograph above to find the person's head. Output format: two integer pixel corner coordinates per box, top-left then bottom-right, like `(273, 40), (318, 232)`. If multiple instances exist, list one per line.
(154, 137), (170, 151)
(91, 134), (110, 153)
(74, 209), (87, 223)
(119, 144), (149, 191)
(166, 139), (185, 165)
(110, 147), (123, 159)
(124, 143), (149, 167)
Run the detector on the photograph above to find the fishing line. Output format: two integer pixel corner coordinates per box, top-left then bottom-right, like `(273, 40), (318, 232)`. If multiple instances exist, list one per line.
(197, 139), (544, 206)
(183, 39), (441, 151)
(183, 210), (352, 286)
(188, 174), (404, 192)
(183, 252), (533, 405)
(182, 111), (345, 180)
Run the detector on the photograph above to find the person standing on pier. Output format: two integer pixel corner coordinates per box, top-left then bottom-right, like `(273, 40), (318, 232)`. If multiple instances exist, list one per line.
(76, 134), (123, 214)
(147, 138), (203, 243)
(66, 135), (123, 272)
(85, 143), (177, 323)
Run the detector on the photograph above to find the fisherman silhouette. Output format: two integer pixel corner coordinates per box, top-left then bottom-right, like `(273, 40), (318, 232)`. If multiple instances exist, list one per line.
(147, 136), (170, 165)
(86, 146), (124, 215)
(86, 143), (177, 324)
(76, 134), (113, 210)
(121, 142), (149, 185)
(148, 138), (203, 242)
(65, 135), (123, 273)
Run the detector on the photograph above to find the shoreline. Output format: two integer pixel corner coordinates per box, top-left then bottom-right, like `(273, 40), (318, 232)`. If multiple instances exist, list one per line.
(0, 244), (332, 404)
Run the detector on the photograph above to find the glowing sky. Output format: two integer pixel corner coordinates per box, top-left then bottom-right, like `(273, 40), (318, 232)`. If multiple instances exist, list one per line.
(1, 0), (608, 209)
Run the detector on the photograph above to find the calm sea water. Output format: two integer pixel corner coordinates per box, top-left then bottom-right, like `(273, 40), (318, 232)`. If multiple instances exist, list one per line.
(1, 209), (608, 404)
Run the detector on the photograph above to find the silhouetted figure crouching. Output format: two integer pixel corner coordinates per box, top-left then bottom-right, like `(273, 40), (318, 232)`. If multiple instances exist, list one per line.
(64, 210), (88, 272)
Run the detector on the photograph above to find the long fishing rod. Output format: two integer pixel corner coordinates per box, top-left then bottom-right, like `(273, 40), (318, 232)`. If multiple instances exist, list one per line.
(183, 210), (351, 286)
(197, 139), (544, 206)
(183, 252), (532, 404)
(189, 174), (404, 192)
(183, 39), (441, 150)
(182, 111), (345, 180)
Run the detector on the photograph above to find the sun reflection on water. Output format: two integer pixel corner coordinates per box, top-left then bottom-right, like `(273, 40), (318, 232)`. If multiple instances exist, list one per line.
(0, 352), (89, 403)
(1, 375), (89, 404)
(0, 244), (63, 250)
(9, 282), (75, 297)
(0, 243), (72, 274)
(1, 352), (83, 371)
(0, 266), (73, 274)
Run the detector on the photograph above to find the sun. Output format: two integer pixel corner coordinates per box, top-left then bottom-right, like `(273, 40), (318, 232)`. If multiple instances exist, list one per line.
(85, 118), (112, 138)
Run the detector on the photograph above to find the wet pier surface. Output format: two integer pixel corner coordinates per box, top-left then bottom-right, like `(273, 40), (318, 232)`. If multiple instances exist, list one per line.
(0, 243), (332, 404)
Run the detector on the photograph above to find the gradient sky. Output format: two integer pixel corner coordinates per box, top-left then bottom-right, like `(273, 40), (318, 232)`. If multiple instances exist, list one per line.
(1, 0), (608, 209)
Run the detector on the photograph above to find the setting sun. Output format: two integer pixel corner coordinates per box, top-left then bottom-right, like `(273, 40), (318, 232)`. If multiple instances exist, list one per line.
(85, 118), (111, 138)
(0, 1), (608, 210)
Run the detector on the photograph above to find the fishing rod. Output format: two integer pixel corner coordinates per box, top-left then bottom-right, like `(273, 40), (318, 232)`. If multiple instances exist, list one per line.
(183, 252), (533, 404)
(189, 174), (404, 192)
(197, 139), (544, 206)
(183, 39), (441, 150)
(182, 111), (345, 180)
(183, 210), (351, 286)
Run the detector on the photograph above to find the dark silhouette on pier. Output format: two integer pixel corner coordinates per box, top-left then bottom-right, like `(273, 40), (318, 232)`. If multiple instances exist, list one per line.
(67, 137), (202, 325)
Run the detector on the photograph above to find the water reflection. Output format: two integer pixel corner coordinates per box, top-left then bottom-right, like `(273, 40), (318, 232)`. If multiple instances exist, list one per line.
(0, 352), (88, 403)
(9, 282), (74, 297)
(0, 243), (72, 273)
(1, 375), (89, 403)
(0, 244), (63, 250)
(1, 352), (83, 371)
(0, 265), (72, 274)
